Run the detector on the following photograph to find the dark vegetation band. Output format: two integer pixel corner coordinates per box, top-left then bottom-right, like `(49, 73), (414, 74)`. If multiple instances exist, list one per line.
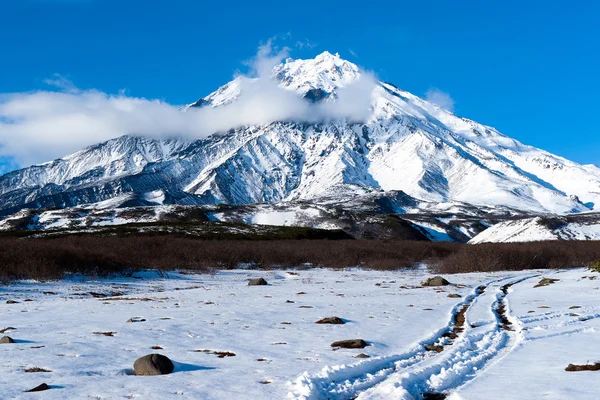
(1, 236), (600, 282)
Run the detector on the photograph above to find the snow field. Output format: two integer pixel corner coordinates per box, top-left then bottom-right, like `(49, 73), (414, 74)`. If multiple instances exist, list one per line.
(1, 268), (599, 399)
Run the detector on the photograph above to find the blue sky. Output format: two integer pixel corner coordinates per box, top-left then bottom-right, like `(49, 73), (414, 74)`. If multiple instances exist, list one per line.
(1, 0), (599, 171)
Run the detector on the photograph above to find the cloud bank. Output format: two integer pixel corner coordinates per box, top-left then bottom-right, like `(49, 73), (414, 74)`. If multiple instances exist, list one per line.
(0, 40), (376, 168)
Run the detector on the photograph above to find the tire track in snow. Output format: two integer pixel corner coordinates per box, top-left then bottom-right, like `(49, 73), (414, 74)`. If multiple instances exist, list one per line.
(356, 274), (538, 400)
(287, 274), (537, 400)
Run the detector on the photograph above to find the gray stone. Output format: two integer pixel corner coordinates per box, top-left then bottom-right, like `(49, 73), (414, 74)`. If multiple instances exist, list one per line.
(331, 339), (368, 349)
(0, 336), (15, 344)
(422, 276), (451, 286)
(133, 353), (174, 376)
(248, 278), (268, 286)
(316, 317), (345, 325)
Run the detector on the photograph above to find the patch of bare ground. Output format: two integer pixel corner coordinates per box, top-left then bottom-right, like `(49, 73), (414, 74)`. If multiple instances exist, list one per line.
(24, 367), (52, 373)
(497, 283), (513, 331)
(194, 349), (236, 358)
(533, 278), (560, 288)
(103, 297), (169, 302)
(93, 331), (116, 337)
(424, 345), (444, 353)
(565, 363), (600, 372)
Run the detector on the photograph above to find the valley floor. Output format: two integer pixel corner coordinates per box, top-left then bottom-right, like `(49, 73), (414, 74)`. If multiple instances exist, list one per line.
(0, 267), (599, 399)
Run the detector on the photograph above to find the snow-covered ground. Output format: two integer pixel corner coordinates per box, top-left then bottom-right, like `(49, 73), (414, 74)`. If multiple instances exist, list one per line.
(1, 268), (599, 399)
(469, 216), (600, 243)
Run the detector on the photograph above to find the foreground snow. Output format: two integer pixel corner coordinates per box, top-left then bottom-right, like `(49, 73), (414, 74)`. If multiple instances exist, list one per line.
(0, 268), (599, 399)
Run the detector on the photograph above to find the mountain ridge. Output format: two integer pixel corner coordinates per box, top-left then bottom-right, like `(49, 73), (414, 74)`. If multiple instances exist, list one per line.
(1, 51), (599, 220)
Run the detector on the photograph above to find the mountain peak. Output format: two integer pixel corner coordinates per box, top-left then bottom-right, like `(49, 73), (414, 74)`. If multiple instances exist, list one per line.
(190, 51), (361, 109)
(314, 50), (342, 61)
(273, 51), (360, 94)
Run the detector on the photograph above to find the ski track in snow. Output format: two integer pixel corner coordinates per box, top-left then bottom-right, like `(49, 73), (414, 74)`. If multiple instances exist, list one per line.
(287, 274), (541, 400)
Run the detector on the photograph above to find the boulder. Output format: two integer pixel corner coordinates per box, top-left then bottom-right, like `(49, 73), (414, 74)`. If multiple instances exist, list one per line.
(331, 339), (368, 349)
(133, 353), (174, 376)
(422, 276), (450, 287)
(0, 336), (15, 344)
(533, 278), (560, 288)
(25, 383), (50, 392)
(316, 317), (345, 325)
(248, 278), (268, 286)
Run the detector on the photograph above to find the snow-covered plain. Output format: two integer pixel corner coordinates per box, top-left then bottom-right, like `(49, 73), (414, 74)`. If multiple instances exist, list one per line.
(1, 268), (599, 399)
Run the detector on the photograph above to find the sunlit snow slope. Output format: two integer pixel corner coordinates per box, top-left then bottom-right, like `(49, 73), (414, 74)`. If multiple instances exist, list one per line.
(469, 213), (600, 243)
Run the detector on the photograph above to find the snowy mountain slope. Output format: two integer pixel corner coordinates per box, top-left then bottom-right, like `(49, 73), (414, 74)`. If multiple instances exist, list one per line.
(469, 213), (600, 243)
(0, 51), (598, 219)
(0, 190), (510, 241)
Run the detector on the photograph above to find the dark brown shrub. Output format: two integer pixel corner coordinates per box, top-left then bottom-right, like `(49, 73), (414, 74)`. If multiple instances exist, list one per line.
(2, 236), (600, 283)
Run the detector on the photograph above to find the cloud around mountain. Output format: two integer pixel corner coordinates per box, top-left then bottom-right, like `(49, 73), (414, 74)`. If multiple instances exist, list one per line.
(0, 41), (376, 168)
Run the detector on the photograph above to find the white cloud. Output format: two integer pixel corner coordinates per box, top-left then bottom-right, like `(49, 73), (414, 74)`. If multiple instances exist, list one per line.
(0, 40), (377, 168)
(43, 73), (79, 93)
(296, 39), (316, 50)
(425, 88), (455, 112)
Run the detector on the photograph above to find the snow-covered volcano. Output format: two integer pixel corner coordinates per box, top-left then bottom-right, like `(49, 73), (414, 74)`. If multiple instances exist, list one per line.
(1, 51), (599, 217)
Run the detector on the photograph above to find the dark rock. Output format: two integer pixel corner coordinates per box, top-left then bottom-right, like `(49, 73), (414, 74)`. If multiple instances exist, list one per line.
(25, 367), (52, 373)
(127, 317), (146, 323)
(534, 278), (560, 288)
(0, 336), (15, 344)
(248, 278), (268, 286)
(331, 339), (368, 349)
(133, 353), (174, 376)
(447, 293), (462, 298)
(422, 393), (447, 399)
(25, 383), (50, 392)
(6, 300), (19, 304)
(195, 349), (236, 358)
(422, 276), (450, 287)
(355, 353), (370, 358)
(303, 88), (331, 103)
(316, 317), (345, 325)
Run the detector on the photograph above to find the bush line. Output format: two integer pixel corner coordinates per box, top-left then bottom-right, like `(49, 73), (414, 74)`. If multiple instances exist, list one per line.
(1, 237), (600, 282)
